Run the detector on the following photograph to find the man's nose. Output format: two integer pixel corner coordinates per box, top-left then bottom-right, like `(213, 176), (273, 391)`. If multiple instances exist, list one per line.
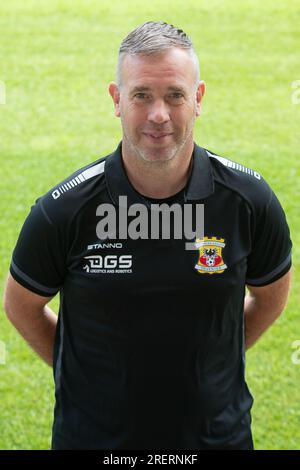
(147, 99), (170, 124)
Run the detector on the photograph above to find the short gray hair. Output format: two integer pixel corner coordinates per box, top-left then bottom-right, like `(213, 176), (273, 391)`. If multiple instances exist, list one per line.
(116, 21), (200, 88)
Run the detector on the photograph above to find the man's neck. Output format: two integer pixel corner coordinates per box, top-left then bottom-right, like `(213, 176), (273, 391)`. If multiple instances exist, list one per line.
(121, 140), (194, 199)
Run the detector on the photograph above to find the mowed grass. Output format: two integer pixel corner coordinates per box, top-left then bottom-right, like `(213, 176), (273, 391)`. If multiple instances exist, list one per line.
(0, 0), (299, 450)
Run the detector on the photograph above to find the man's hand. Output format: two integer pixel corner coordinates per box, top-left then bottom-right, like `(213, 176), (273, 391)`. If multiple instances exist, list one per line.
(244, 269), (292, 350)
(3, 273), (58, 366)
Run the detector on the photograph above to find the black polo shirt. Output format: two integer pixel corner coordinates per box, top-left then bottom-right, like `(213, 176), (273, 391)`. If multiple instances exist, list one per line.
(9, 141), (292, 450)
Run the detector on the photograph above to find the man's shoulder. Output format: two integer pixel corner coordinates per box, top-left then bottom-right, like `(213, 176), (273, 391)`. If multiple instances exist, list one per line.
(204, 147), (273, 209)
(47, 155), (107, 201)
(35, 151), (112, 225)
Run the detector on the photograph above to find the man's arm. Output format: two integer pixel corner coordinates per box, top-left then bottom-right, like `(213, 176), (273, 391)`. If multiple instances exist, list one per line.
(244, 269), (292, 350)
(3, 273), (58, 367)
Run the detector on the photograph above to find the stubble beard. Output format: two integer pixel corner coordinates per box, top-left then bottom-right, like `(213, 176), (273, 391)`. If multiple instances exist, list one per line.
(120, 114), (196, 166)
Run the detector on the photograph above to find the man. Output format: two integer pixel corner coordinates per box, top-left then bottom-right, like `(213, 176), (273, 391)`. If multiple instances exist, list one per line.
(4, 21), (292, 450)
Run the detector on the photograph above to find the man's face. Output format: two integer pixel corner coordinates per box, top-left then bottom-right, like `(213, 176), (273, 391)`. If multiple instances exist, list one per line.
(109, 47), (205, 163)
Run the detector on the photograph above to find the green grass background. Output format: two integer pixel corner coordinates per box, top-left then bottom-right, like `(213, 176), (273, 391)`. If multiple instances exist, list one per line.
(0, 0), (299, 450)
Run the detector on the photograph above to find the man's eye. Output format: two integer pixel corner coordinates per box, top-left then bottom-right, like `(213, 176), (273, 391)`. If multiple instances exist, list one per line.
(169, 93), (184, 100)
(134, 93), (148, 99)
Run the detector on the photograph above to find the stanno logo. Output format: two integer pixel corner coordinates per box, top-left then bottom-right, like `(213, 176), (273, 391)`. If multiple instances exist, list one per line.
(83, 254), (132, 274)
(87, 243), (123, 250)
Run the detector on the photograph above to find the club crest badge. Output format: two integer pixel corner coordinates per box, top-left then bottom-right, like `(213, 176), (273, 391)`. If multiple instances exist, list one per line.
(194, 237), (227, 274)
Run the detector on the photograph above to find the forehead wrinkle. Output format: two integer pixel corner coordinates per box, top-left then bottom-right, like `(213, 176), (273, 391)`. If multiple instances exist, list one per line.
(129, 85), (187, 94)
(129, 65), (191, 81)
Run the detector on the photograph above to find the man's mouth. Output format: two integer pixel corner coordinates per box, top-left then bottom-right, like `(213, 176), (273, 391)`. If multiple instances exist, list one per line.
(143, 133), (173, 141)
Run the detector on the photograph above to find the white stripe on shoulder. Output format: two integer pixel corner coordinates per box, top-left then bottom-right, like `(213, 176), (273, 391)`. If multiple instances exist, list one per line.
(52, 160), (105, 200)
(206, 150), (261, 180)
(81, 160), (105, 180)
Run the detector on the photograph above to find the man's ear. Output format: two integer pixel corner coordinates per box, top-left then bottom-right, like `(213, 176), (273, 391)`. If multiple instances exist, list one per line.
(108, 82), (121, 117)
(195, 81), (205, 117)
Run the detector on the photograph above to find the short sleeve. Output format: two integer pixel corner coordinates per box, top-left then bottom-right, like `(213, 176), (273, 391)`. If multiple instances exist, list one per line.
(246, 189), (292, 286)
(9, 198), (67, 297)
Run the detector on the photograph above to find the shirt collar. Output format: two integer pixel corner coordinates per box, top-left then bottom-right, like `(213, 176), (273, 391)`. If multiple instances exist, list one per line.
(105, 140), (214, 207)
